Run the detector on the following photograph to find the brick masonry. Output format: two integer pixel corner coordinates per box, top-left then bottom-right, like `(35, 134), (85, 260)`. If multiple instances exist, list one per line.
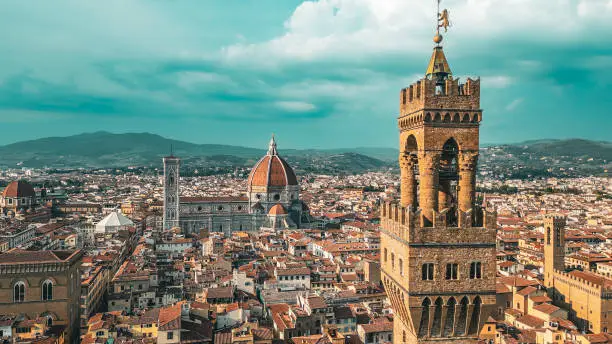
(380, 47), (497, 343)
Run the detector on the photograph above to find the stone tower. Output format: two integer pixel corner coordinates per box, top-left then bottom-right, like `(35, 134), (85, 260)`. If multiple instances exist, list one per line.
(544, 214), (566, 289)
(163, 154), (180, 230)
(379, 17), (497, 344)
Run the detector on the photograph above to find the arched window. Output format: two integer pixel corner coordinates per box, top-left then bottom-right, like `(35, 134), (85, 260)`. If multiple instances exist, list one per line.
(431, 298), (444, 337)
(42, 280), (53, 300)
(14, 282), (25, 302)
(468, 296), (482, 335)
(418, 298), (431, 337)
(384, 248), (388, 262)
(443, 298), (457, 337)
(399, 259), (404, 276)
(546, 227), (551, 244)
(455, 297), (469, 336)
(391, 253), (395, 270)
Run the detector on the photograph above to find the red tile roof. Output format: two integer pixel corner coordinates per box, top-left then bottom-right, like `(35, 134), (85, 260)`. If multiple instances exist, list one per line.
(247, 152), (297, 188)
(2, 181), (35, 198)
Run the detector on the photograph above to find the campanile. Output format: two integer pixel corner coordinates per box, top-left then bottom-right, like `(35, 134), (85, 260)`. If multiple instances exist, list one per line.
(380, 4), (498, 343)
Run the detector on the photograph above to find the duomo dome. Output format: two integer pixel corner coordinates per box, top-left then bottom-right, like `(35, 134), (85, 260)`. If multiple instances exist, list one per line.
(247, 135), (298, 190)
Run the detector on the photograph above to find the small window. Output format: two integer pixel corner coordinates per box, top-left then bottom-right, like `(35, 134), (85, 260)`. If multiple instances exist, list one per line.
(14, 282), (25, 302)
(422, 263), (434, 280)
(445, 263), (458, 280)
(167, 332), (174, 340)
(470, 262), (482, 279)
(274, 194), (281, 201)
(399, 259), (404, 276)
(42, 280), (53, 301)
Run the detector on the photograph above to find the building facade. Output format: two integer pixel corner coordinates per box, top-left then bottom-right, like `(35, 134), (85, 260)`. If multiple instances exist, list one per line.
(163, 136), (306, 235)
(544, 215), (612, 334)
(379, 29), (497, 343)
(0, 249), (83, 343)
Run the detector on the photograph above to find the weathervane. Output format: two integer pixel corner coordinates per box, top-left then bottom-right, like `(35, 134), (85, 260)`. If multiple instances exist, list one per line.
(434, 0), (451, 45)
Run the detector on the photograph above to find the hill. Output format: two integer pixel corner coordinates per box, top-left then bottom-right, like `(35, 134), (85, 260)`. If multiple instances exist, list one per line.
(0, 132), (608, 177)
(0, 132), (391, 173)
(507, 139), (612, 161)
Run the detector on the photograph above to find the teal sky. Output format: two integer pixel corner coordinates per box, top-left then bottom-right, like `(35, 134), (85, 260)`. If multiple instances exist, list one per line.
(0, 0), (611, 149)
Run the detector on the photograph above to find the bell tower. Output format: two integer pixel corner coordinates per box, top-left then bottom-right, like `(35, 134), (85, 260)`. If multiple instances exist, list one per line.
(380, 2), (497, 343)
(163, 153), (180, 230)
(544, 214), (566, 289)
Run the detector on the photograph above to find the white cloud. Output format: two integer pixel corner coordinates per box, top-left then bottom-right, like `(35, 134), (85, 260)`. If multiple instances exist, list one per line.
(222, 0), (612, 63)
(481, 75), (514, 88)
(275, 101), (317, 112)
(505, 98), (524, 111)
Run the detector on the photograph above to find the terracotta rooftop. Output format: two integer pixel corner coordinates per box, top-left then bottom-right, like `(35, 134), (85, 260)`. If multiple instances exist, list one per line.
(532, 303), (560, 315)
(0, 249), (82, 265)
(1, 180), (35, 198)
(360, 321), (393, 333)
(515, 314), (544, 329)
(247, 137), (297, 188)
(268, 203), (287, 216)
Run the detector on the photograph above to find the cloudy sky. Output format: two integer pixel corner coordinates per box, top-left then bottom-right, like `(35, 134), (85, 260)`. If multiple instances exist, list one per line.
(1, 0), (611, 148)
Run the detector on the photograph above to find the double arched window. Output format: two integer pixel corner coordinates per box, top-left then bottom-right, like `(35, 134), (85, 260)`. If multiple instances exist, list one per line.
(42, 280), (53, 301)
(14, 282), (26, 302)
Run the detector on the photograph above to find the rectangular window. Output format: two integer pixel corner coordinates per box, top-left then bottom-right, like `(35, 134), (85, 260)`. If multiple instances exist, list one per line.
(167, 332), (174, 340)
(470, 262), (482, 279)
(422, 263), (434, 280)
(445, 263), (458, 280)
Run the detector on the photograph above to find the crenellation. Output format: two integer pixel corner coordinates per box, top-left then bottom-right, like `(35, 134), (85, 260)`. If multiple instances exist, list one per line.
(401, 78), (481, 116)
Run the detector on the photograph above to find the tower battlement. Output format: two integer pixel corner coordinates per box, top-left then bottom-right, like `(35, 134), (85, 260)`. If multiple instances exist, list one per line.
(400, 77), (480, 116)
(544, 214), (567, 227)
(380, 201), (497, 244)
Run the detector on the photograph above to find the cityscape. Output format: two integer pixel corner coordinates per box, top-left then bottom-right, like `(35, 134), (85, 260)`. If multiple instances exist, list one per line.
(1, 1), (611, 344)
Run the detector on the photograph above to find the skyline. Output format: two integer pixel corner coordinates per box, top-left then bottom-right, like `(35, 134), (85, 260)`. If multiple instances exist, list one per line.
(1, 0), (611, 148)
(0, 130), (609, 151)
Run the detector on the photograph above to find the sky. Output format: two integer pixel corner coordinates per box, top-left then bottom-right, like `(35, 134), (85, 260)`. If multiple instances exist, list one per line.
(0, 0), (611, 149)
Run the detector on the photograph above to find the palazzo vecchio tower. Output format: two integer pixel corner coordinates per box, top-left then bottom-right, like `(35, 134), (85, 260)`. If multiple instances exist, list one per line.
(379, 4), (498, 343)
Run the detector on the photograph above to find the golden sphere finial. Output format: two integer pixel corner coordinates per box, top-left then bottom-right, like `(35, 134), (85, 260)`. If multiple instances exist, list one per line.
(433, 33), (443, 44)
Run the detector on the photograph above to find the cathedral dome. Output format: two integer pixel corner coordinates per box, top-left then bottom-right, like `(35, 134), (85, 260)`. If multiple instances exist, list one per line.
(268, 203), (287, 216)
(247, 136), (298, 189)
(2, 181), (35, 198)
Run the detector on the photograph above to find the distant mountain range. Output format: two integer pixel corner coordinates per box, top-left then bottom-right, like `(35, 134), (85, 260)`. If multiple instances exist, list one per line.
(0, 132), (397, 172)
(498, 139), (612, 161)
(0, 132), (609, 176)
